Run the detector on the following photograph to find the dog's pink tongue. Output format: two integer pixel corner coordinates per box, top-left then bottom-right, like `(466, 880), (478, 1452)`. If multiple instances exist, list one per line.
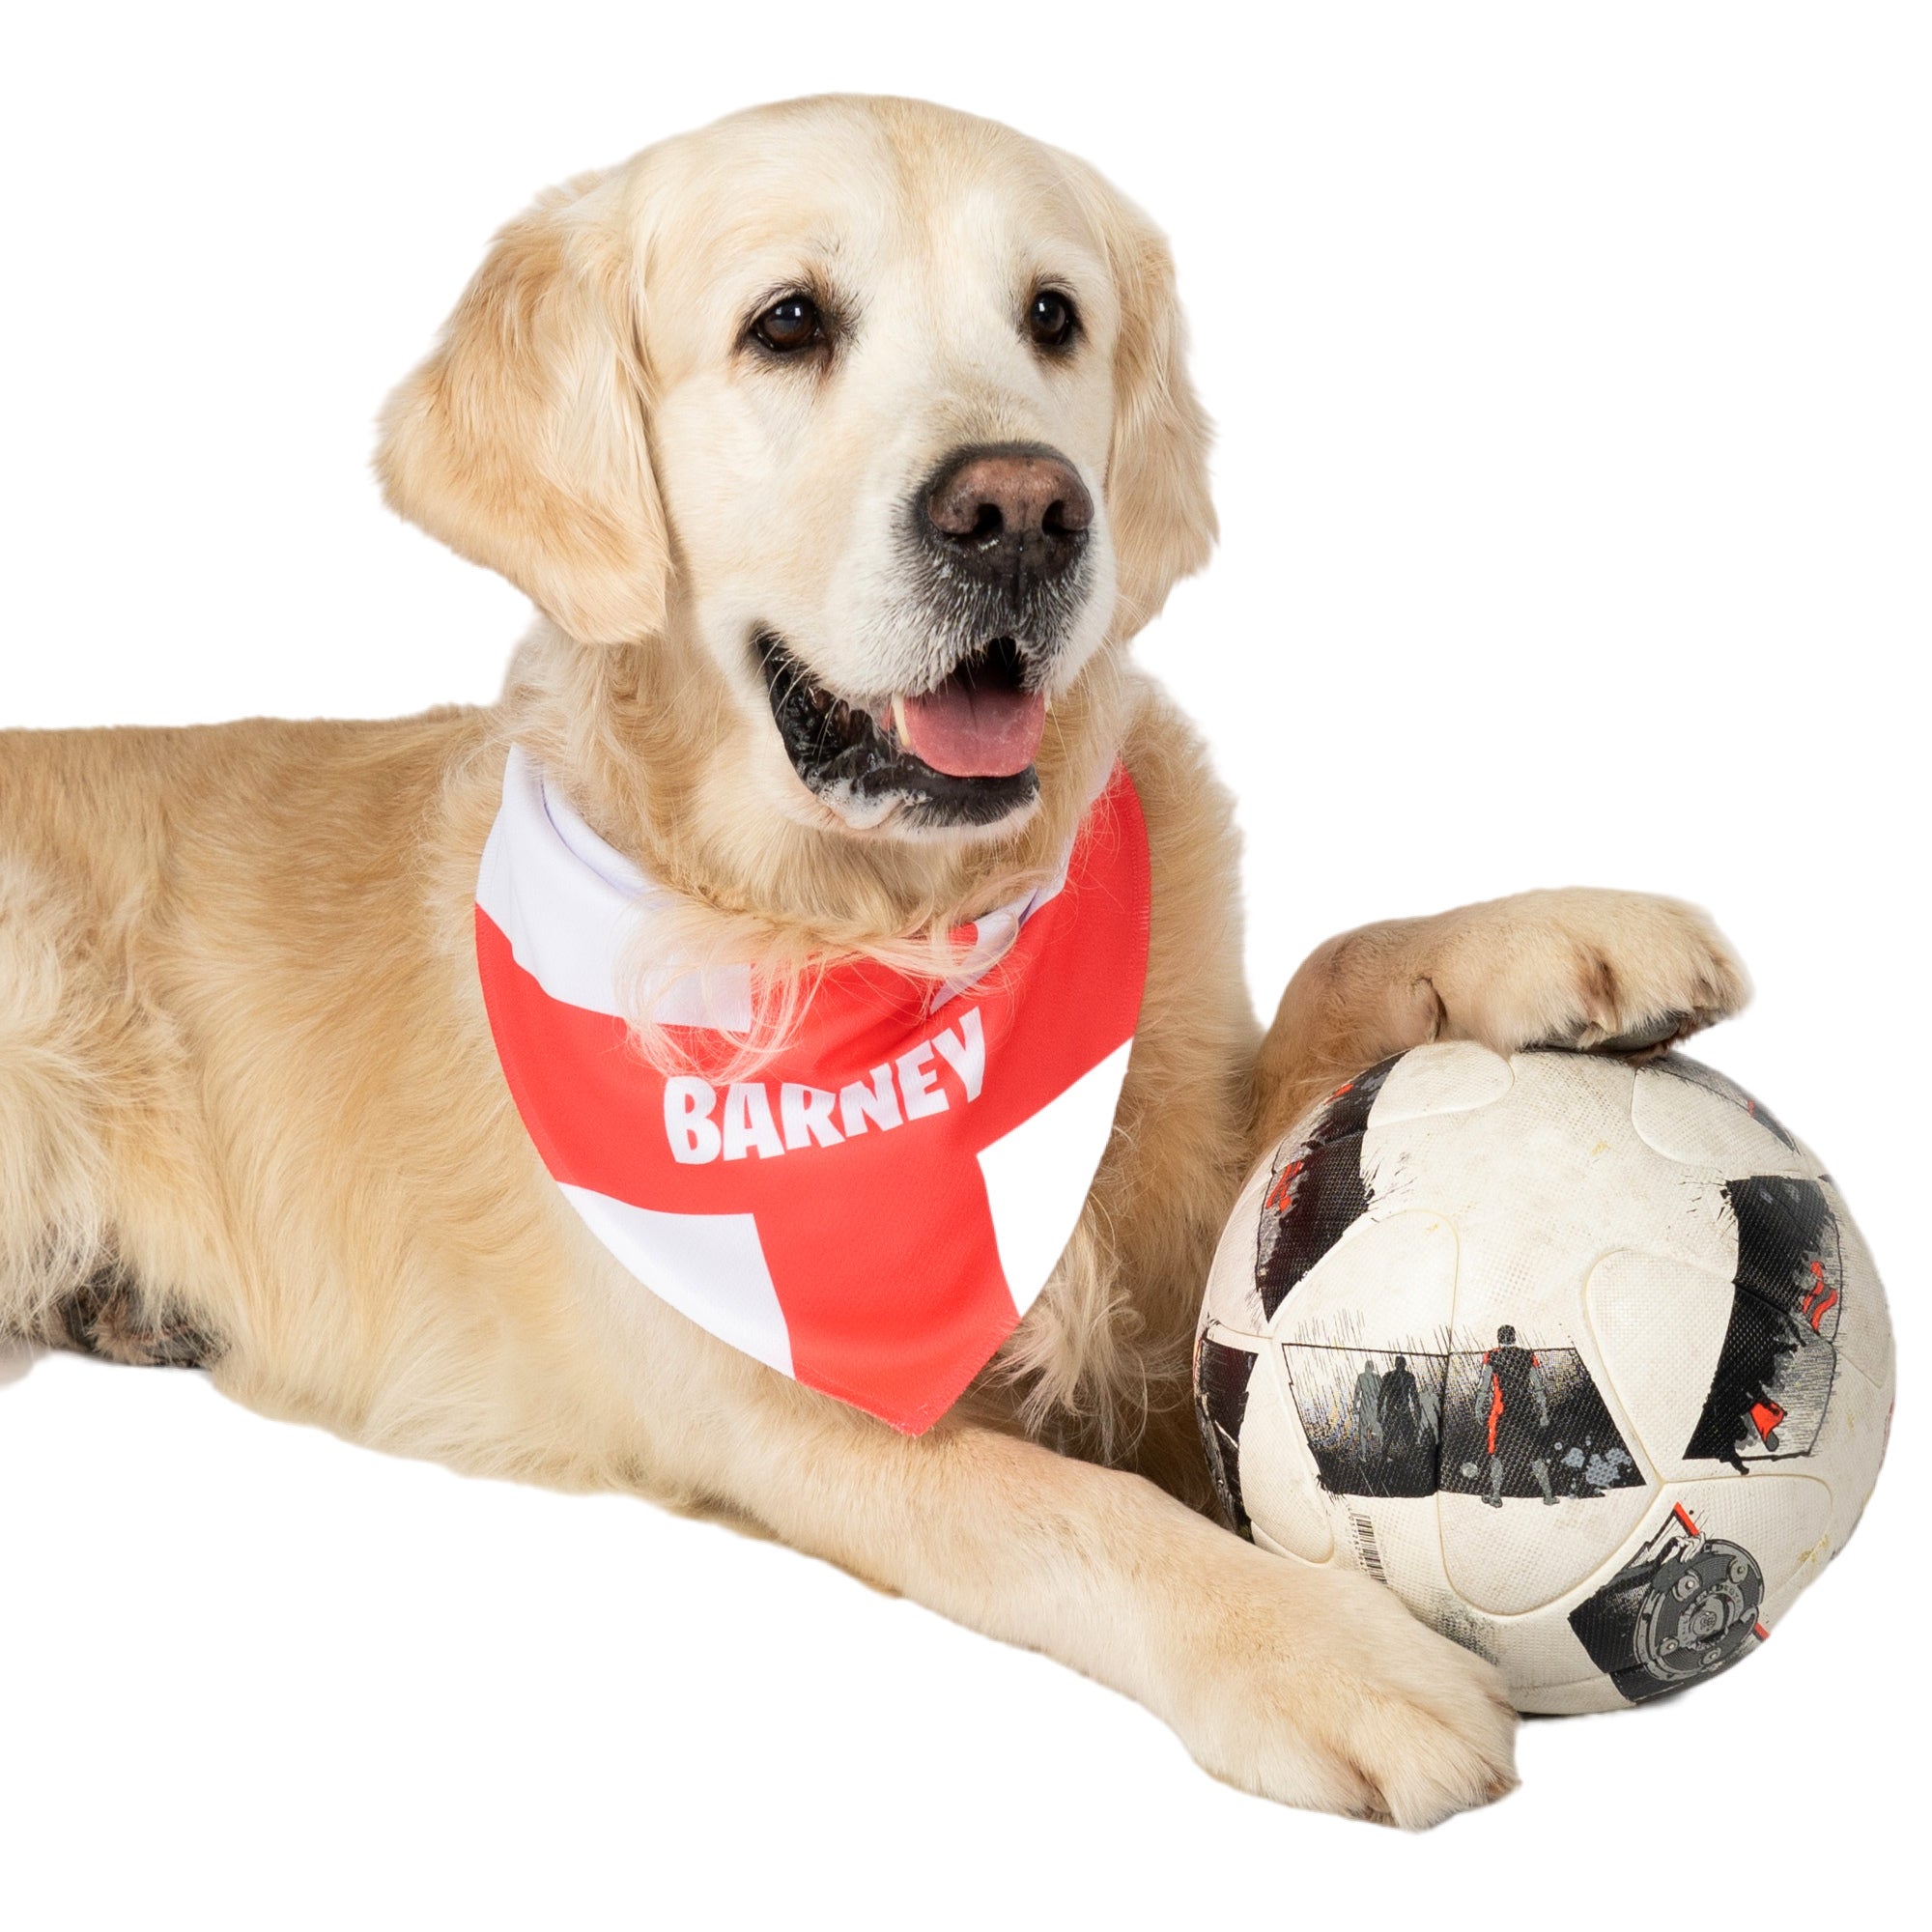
(898, 684), (1046, 778)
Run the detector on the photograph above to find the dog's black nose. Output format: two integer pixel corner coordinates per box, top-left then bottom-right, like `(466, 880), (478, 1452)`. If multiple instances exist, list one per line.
(921, 444), (1092, 591)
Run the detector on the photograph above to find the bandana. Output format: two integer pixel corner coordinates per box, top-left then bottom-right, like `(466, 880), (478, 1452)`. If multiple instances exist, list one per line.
(474, 746), (1151, 1434)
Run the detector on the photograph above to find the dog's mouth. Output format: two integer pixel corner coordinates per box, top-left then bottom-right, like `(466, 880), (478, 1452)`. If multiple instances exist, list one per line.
(757, 633), (1046, 829)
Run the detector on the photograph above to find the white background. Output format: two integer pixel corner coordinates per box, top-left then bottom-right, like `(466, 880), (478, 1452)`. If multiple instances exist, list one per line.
(3, 4), (1925, 1925)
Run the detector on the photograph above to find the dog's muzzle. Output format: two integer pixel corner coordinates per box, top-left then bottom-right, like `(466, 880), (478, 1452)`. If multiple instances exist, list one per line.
(758, 441), (1097, 832)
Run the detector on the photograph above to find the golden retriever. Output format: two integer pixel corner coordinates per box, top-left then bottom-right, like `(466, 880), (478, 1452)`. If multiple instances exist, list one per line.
(0, 95), (1747, 1825)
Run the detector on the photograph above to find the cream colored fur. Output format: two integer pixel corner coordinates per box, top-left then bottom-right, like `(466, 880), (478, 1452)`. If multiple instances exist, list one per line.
(0, 97), (1747, 1825)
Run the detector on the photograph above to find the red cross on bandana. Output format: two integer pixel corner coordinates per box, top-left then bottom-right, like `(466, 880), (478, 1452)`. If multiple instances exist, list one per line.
(473, 749), (1151, 1434)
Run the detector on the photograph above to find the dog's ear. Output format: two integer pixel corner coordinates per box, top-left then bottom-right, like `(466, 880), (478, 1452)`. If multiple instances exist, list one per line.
(376, 171), (670, 645)
(1067, 163), (1217, 638)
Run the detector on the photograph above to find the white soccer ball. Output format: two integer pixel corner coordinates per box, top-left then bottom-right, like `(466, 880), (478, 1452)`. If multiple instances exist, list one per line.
(1194, 1043), (1893, 1714)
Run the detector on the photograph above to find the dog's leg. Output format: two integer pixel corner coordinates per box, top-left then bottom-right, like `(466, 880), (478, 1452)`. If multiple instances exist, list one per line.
(1254, 887), (1748, 1150)
(694, 1397), (1518, 1827)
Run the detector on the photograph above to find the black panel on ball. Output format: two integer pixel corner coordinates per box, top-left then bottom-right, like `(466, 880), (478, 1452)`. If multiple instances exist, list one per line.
(1687, 1174), (1842, 1469)
(1255, 1054), (1402, 1320)
(1194, 1328), (1260, 1537)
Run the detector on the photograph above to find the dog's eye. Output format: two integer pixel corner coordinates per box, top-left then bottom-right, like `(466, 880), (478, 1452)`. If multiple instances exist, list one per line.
(752, 295), (823, 355)
(1026, 289), (1077, 352)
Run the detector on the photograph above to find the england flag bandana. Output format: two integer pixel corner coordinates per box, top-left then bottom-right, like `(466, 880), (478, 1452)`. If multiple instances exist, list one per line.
(474, 746), (1151, 1434)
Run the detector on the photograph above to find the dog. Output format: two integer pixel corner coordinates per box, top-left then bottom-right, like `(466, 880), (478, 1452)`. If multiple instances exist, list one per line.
(0, 96), (1747, 1826)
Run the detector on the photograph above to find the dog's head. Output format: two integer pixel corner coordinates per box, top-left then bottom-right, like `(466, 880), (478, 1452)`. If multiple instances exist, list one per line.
(380, 97), (1212, 842)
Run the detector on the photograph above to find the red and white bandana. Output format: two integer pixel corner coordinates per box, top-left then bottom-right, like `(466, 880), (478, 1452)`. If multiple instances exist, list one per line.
(474, 746), (1151, 1434)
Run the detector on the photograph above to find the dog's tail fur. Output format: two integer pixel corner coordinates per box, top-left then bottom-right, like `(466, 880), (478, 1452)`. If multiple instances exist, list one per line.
(0, 855), (114, 1339)
(0, 852), (224, 1370)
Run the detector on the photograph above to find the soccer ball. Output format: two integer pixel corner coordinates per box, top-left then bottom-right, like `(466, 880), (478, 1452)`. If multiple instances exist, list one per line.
(1194, 1043), (1893, 1714)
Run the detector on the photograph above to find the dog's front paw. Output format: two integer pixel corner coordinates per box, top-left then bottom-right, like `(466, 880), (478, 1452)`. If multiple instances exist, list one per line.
(1425, 888), (1748, 1059)
(1175, 1557), (1518, 1827)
